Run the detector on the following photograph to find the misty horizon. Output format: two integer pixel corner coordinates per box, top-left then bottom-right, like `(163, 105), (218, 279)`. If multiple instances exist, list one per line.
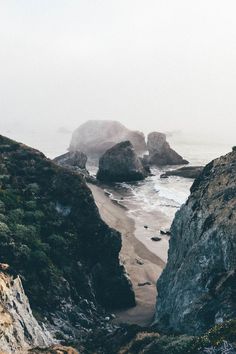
(1, 1), (236, 151)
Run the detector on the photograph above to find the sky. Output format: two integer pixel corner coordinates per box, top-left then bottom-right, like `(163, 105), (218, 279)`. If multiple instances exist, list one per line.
(0, 0), (236, 151)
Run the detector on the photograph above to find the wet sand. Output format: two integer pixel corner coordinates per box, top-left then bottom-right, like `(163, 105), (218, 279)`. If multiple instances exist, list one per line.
(88, 183), (169, 326)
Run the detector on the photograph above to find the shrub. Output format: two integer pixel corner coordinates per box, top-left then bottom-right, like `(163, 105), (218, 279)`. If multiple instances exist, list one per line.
(0, 221), (11, 241)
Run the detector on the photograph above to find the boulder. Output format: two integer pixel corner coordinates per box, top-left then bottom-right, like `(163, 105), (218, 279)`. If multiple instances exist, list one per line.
(147, 132), (189, 166)
(97, 141), (148, 182)
(53, 151), (98, 184)
(160, 166), (204, 179)
(53, 151), (87, 169)
(69, 120), (147, 158)
(151, 237), (161, 242)
(155, 148), (236, 335)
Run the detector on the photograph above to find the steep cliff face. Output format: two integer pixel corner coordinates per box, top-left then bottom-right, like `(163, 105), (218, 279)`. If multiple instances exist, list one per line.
(0, 272), (53, 353)
(155, 149), (236, 335)
(0, 135), (135, 344)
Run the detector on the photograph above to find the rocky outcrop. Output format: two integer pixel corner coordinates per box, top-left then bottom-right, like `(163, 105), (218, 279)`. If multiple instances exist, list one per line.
(147, 132), (188, 166)
(0, 135), (135, 346)
(69, 120), (146, 158)
(97, 141), (148, 182)
(53, 151), (92, 182)
(0, 272), (53, 353)
(160, 166), (203, 179)
(54, 151), (87, 170)
(155, 148), (236, 335)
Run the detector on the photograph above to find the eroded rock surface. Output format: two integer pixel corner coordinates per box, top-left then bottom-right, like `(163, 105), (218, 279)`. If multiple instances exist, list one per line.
(53, 151), (92, 181)
(97, 141), (148, 182)
(54, 151), (87, 170)
(155, 148), (236, 335)
(0, 272), (53, 353)
(147, 132), (188, 166)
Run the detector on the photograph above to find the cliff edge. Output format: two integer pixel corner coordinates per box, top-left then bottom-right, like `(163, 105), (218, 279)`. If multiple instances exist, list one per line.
(155, 148), (236, 335)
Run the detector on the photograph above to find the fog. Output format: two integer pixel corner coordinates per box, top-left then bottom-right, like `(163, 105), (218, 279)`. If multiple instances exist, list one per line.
(1, 0), (236, 152)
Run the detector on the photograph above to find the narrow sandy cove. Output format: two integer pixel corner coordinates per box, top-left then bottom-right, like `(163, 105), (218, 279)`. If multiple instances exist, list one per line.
(88, 183), (169, 326)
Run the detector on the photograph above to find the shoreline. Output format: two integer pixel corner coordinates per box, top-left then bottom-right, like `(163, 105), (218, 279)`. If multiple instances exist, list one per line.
(88, 183), (169, 326)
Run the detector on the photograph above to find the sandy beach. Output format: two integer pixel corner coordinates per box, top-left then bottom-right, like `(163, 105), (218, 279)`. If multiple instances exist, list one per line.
(88, 183), (169, 326)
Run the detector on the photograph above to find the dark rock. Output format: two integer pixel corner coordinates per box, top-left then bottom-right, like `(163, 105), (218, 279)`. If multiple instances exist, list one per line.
(69, 120), (147, 158)
(147, 132), (189, 166)
(160, 166), (204, 179)
(151, 237), (161, 242)
(160, 230), (171, 236)
(140, 156), (151, 174)
(136, 258), (144, 265)
(53, 151), (87, 169)
(138, 282), (152, 286)
(53, 151), (98, 184)
(53, 151), (89, 178)
(155, 149), (236, 335)
(96, 141), (148, 182)
(160, 174), (169, 179)
(144, 225), (149, 229)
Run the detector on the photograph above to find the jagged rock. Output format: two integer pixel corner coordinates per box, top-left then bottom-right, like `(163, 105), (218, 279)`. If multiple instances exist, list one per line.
(0, 272), (53, 353)
(53, 151), (87, 170)
(147, 132), (189, 166)
(69, 120), (147, 158)
(155, 148), (236, 335)
(0, 135), (135, 345)
(53, 151), (93, 182)
(96, 141), (148, 182)
(160, 166), (204, 179)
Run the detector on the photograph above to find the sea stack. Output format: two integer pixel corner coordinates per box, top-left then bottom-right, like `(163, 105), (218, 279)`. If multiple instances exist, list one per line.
(155, 148), (236, 335)
(97, 141), (148, 182)
(69, 120), (147, 158)
(147, 132), (189, 165)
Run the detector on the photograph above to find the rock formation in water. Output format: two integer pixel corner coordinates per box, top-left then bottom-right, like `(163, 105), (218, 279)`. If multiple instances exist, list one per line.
(69, 120), (147, 158)
(146, 132), (189, 166)
(0, 271), (53, 353)
(97, 141), (148, 182)
(160, 166), (204, 179)
(0, 135), (135, 346)
(155, 148), (236, 335)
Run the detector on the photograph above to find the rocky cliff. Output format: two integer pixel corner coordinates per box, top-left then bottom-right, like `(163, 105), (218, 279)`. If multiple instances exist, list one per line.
(155, 148), (236, 335)
(69, 120), (146, 158)
(0, 271), (53, 353)
(0, 135), (135, 347)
